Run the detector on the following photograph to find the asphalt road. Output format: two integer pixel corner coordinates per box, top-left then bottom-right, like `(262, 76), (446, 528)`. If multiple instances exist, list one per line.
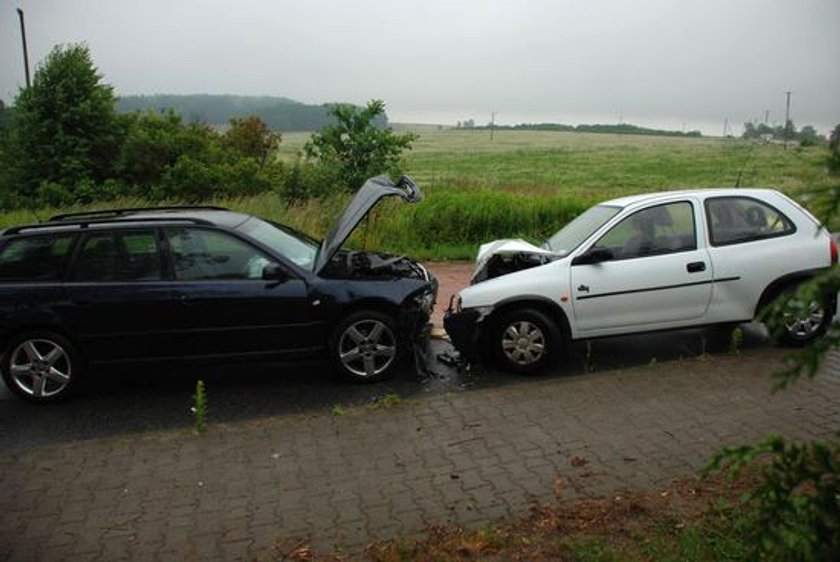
(0, 323), (773, 453)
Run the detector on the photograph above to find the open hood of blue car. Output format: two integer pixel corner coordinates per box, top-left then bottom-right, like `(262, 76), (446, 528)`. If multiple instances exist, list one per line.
(314, 176), (422, 273)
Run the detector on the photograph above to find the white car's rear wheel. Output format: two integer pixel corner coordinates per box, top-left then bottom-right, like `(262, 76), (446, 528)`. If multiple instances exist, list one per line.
(778, 289), (831, 347)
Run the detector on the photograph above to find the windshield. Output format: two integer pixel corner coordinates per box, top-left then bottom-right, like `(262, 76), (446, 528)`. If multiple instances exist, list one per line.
(238, 217), (319, 271)
(543, 205), (621, 254)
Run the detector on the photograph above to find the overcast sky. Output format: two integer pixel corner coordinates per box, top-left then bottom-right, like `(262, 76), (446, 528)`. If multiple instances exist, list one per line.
(1, 0), (838, 135)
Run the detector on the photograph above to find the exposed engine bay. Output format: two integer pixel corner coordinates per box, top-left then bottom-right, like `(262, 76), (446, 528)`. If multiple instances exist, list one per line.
(470, 238), (560, 284)
(323, 249), (429, 280)
(471, 251), (557, 284)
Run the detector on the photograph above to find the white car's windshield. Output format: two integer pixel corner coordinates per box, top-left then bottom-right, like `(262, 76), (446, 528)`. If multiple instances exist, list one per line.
(543, 205), (621, 254)
(239, 217), (319, 271)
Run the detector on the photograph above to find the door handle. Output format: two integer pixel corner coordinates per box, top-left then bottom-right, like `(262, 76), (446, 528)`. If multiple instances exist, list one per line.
(686, 261), (706, 273)
(174, 291), (191, 304)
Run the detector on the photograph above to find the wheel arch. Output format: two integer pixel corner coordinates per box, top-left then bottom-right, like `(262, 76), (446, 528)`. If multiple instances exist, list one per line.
(754, 269), (824, 318)
(333, 298), (403, 323)
(485, 296), (571, 339)
(0, 322), (83, 358)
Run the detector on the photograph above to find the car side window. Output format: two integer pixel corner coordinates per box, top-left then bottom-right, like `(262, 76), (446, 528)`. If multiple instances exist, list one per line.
(706, 197), (795, 246)
(594, 202), (696, 260)
(72, 230), (162, 282)
(0, 233), (76, 282)
(166, 228), (272, 281)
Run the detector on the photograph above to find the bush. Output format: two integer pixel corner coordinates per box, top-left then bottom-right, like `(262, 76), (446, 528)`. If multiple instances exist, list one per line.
(279, 159), (340, 203)
(304, 100), (416, 192)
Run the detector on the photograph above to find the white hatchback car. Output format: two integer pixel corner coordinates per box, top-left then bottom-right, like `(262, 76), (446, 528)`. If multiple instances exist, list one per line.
(444, 188), (837, 373)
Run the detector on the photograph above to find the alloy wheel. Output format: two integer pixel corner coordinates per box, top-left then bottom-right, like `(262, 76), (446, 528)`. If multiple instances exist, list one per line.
(338, 319), (397, 378)
(783, 300), (825, 340)
(8, 338), (72, 398)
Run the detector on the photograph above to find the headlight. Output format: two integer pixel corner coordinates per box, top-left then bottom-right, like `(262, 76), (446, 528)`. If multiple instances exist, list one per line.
(473, 306), (494, 321)
(413, 290), (435, 313)
(449, 294), (462, 313)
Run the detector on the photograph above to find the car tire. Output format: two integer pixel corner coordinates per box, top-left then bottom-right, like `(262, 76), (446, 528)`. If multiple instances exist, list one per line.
(776, 286), (832, 347)
(493, 308), (562, 374)
(1, 330), (83, 404)
(330, 310), (402, 383)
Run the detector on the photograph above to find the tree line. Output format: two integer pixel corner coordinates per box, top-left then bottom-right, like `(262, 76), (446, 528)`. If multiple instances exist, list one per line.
(742, 120), (823, 145)
(457, 120), (703, 138)
(116, 94), (388, 131)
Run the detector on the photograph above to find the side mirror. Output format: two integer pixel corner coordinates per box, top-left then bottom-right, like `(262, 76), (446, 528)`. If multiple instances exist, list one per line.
(571, 247), (614, 266)
(261, 262), (288, 281)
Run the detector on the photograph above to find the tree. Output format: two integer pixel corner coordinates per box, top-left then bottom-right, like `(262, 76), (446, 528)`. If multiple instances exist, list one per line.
(709, 128), (840, 560)
(303, 100), (417, 191)
(222, 115), (281, 166)
(798, 125), (822, 146)
(6, 44), (122, 199)
(115, 110), (219, 193)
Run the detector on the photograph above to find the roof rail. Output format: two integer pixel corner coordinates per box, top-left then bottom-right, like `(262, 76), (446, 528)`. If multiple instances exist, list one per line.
(4, 216), (215, 236)
(49, 205), (229, 222)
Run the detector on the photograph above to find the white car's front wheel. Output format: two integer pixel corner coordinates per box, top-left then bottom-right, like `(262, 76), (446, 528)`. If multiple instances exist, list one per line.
(494, 308), (562, 374)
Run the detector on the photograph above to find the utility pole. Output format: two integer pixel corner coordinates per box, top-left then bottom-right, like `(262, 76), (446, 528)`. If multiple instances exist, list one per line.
(490, 111), (496, 142)
(764, 110), (769, 124)
(16, 8), (31, 88)
(783, 91), (793, 149)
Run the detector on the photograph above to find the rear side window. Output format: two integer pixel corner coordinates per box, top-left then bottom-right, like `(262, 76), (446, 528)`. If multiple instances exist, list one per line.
(706, 197), (795, 246)
(72, 230), (162, 282)
(0, 234), (75, 282)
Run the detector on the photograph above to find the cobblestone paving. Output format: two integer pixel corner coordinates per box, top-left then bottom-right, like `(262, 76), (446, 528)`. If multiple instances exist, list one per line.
(2, 348), (839, 561)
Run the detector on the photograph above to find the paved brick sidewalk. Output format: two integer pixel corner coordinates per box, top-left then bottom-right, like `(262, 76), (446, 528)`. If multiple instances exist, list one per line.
(2, 348), (839, 561)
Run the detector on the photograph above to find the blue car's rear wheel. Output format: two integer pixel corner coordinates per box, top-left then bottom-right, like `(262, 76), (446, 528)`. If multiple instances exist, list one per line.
(2, 330), (83, 403)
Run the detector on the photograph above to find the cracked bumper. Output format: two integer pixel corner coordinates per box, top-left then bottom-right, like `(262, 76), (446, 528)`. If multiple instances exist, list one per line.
(443, 308), (484, 361)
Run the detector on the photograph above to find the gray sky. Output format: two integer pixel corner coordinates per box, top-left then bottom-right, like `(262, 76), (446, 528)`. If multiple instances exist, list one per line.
(2, 0), (839, 135)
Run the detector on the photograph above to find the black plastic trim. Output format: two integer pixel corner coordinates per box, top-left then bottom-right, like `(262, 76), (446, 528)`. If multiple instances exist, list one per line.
(577, 276), (741, 301)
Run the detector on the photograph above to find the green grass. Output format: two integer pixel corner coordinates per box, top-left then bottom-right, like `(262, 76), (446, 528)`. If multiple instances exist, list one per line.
(281, 128), (831, 199)
(3, 130), (832, 260)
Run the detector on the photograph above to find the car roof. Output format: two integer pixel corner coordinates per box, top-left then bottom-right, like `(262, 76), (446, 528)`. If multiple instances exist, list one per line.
(601, 187), (783, 209)
(2, 206), (253, 236)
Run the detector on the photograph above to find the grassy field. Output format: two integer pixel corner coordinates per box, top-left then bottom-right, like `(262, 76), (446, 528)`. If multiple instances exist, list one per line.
(281, 127), (831, 199)
(3, 129), (833, 259)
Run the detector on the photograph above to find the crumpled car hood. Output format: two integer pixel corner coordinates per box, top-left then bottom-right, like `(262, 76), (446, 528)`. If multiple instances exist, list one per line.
(315, 176), (421, 273)
(472, 238), (559, 283)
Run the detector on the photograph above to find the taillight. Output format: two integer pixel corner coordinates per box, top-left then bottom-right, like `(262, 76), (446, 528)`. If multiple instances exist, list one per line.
(831, 238), (838, 265)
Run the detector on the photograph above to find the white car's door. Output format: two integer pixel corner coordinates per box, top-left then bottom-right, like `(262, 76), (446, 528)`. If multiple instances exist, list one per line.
(570, 200), (713, 337)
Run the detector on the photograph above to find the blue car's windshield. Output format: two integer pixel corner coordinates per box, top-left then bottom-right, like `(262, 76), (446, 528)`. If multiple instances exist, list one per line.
(239, 217), (319, 271)
(543, 205), (621, 254)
